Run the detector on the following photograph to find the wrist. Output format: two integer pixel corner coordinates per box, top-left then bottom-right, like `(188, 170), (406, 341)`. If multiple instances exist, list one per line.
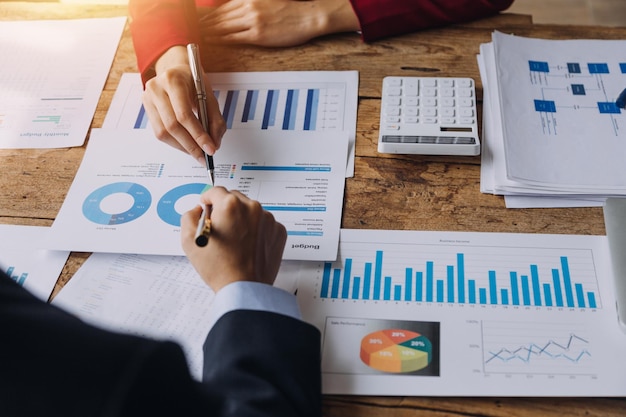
(316, 0), (360, 36)
(154, 45), (189, 75)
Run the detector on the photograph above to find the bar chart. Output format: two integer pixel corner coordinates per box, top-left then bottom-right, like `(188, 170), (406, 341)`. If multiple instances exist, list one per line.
(134, 82), (346, 133)
(316, 232), (602, 309)
(5, 266), (28, 286)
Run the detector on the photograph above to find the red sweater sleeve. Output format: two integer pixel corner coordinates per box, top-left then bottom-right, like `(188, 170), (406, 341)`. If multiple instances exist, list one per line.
(349, 0), (514, 42)
(129, 0), (209, 84)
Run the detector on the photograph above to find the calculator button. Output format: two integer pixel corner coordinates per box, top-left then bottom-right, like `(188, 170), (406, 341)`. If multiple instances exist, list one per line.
(441, 108), (455, 117)
(459, 98), (474, 107)
(385, 124), (401, 130)
(387, 78), (402, 86)
(405, 107), (419, 116)
(422, 108), (437, 117)
(406, 97), (419, 106)
(422, 117), (438, 124)
(441, 98), (455, 107)
(386, 116), (400, 123)
(460, 108), (474, 117)
(387, 97), (401, 106)
(422, 98), (437, 107)
(442, 117), (456, 124)
(440, 79), (454, 87)
(385, 106), (400, 116)
(441, 88), (454, 97)
(458, 88), (473, 97)
(423, 87), (437, 97)
(457, 79), (472, 88)
(460, 117), (475, 124)
(422, 78), (437, 87)
(405, 116), (419, 123)
(387, 87), (402, 96)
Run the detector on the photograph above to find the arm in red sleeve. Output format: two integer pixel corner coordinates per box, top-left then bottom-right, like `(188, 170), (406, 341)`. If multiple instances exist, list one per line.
(129, 0), (203, 84)
(349, 0), (514, 42)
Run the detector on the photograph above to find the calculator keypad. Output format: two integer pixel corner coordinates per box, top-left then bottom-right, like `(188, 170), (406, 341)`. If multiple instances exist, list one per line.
(378, 76), (480, 156)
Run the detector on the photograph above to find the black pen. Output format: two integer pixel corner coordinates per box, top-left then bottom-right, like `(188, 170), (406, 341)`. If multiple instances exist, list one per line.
(194, 205), (212, 247)
(187, 43), (215, 185)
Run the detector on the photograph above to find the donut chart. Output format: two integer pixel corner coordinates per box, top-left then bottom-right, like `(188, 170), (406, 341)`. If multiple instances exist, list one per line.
(157, 183), (207, 227)
(82, 182), (151, 225)
(360, 329), (432, 373)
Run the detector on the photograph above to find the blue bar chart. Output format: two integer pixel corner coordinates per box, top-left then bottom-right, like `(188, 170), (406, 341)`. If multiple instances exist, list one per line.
(318, 237), (601, 309)
(5, 266), (28, 286)
(134, 83), (343, 133)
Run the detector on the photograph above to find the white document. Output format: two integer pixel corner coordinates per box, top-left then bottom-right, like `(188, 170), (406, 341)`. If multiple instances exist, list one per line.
(297, 229), (626, 396)
(478, 32), (626, 207)
(103, 72), (359, 176)
(0, 225), (70, 300)
(50, 128), (348, 260)
(52, 253), (304, 380)
(493, 32), (626, 192)
(0, 17), (126, 148)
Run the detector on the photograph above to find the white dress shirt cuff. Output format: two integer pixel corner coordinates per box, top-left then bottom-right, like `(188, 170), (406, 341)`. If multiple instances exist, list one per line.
(207, 281), (302, 332)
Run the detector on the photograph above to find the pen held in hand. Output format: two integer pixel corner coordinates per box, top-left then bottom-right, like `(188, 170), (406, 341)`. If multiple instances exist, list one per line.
(187, 43), (215, 185)
(194, 205), (212, 247)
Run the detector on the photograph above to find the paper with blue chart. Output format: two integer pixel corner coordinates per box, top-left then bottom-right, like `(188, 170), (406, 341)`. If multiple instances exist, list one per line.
(492, 32), (626, 193)
(103, 71), (358, 176)
(0, 225), (69, 300)
(49, 128), (348, 260)
(296, 228), (626, 396)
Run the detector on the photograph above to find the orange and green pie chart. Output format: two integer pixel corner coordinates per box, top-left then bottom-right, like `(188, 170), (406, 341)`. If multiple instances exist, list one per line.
(360, 329), (432, 373)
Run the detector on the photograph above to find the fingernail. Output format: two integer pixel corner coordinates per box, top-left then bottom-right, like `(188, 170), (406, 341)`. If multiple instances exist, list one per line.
(203, 144), (214, 155)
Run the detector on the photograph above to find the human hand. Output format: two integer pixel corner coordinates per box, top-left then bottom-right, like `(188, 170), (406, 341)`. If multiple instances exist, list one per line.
(181, 186), (287, 292)
(198, 0), (360, 47)
(142, 46), (226, 165)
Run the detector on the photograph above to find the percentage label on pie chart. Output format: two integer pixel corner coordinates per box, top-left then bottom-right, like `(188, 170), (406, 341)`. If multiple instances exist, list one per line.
(360, 329), (432, 373)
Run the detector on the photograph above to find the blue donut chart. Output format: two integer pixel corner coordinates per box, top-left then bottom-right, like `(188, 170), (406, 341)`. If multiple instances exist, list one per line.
(82, 182), (152, 225)
(157, 183), (207, 227)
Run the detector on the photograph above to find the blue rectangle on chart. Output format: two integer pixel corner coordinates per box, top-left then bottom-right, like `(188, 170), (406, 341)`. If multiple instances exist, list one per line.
(304, 89), (319, 131)
(262, 90), (279, 129)
(242, 90), (259, 122)
(567, 63), (581, 73)
(588, 63), (609, 74)
(571, 84), (586, 95)
(223, 90), (239, 129)
(598, 102), (621, 114)
(529, 61), (550, 72)
(534, 100), (557, 113)
(621, 63), (626, 73)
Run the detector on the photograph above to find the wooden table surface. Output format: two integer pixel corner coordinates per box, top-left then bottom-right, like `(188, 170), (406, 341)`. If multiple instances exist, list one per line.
(1, 2), (625, 415)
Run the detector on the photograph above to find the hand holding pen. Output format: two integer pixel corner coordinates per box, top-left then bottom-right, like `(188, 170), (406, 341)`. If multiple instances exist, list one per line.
(140, 45), (226, 168)
(181, 187), (287, 292)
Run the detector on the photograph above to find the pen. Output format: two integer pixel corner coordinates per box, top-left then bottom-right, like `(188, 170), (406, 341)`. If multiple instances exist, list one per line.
(194, 205), (212, 247)
(187, 43), (215, 185)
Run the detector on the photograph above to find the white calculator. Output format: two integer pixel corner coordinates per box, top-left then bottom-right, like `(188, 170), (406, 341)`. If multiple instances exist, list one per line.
(377, 76), (480, 156)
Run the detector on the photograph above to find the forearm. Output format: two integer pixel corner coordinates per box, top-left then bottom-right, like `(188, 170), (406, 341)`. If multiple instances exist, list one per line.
(129, 0), (201, 84)
(349, 0), (514, 42)
(315, 0), (361, 37)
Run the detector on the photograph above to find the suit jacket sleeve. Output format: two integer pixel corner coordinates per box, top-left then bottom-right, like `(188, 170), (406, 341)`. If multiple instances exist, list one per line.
(349, 0), (514, 42)
(0, 272), (321, 417)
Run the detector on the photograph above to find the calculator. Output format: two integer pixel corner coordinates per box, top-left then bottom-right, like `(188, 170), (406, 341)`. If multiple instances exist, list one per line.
(377, 76), (480, 156)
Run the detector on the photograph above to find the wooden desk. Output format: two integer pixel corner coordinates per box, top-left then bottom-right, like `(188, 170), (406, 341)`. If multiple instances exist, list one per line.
(1, 3), (625, 415)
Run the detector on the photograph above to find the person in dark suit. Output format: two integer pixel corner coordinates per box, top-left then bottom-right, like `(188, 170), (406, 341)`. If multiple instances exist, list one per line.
(0, 186), (321, 417)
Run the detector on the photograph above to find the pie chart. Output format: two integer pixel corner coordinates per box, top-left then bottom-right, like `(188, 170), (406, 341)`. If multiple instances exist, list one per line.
(360, 329), (432, 373)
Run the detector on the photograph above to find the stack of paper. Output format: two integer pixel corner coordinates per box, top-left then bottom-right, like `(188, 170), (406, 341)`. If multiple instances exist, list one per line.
(478, 31), (626, 208)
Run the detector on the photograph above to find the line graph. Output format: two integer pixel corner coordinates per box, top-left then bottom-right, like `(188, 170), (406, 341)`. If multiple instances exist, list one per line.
(482, 321), (594, 375)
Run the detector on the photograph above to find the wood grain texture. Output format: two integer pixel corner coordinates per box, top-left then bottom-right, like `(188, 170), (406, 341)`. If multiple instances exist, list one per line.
(2, 4), (625, 415)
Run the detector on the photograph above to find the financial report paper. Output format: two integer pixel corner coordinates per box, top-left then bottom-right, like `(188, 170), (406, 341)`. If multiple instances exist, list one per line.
(49, 128), (348, 260)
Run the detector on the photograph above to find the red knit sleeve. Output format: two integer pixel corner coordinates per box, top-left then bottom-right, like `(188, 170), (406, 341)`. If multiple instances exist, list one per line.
(129, 0), (203, 85)
(349, 0), (514, 42)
